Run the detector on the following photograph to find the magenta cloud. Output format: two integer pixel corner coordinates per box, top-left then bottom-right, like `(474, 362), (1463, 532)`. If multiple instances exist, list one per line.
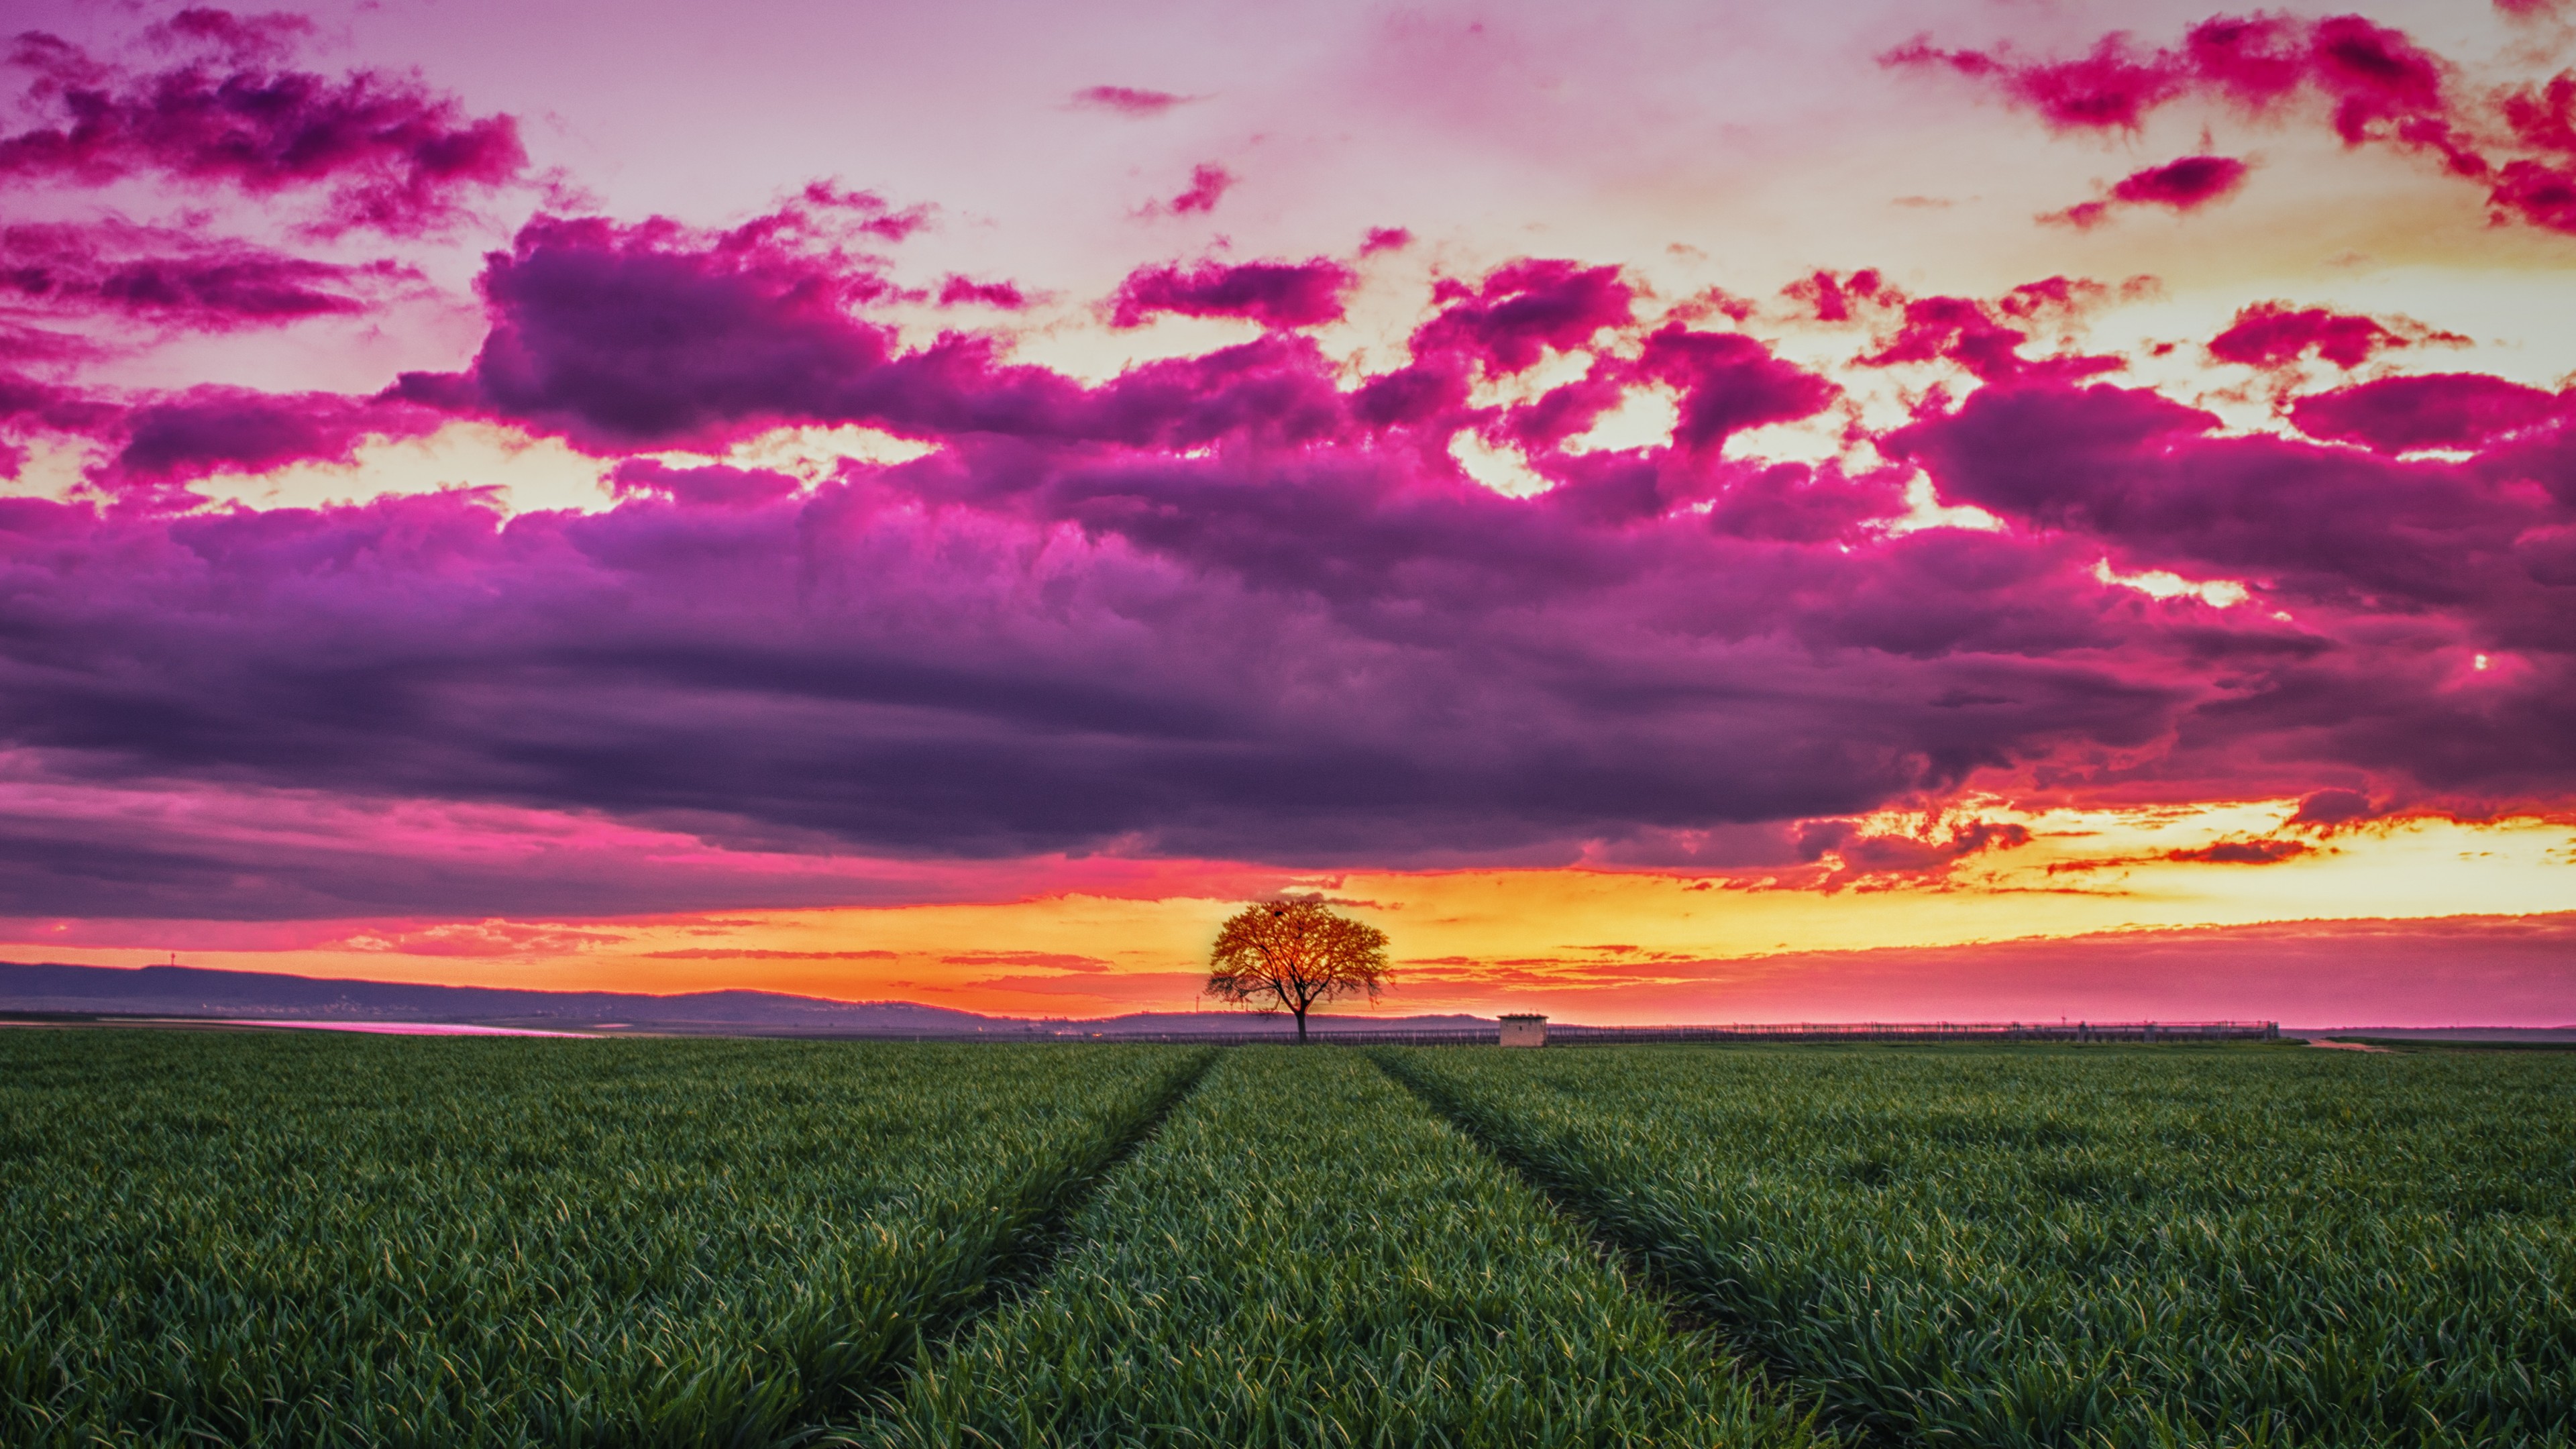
(102, 386), (445, 488)
(2290, 374), (2569, 452)
(1072, 85), (1195, 117)
(1892, 11), (2576, 237)
(1161, 163), (1234, 215)
(1, 219), (415, 331)
(1, 11), (527, 235)
(2207, 300), (2460, 371)
(937, 274), (1030, 310)
(2046, 154), (2250, 229)
(1109, 258), (1355, 329)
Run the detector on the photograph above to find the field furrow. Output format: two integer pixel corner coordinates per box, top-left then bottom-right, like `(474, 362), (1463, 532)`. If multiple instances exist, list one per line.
(854, 1044), (1832, 1448)
(1380, 1044), (2576, 1449)
(0, 1031), (1211, 1448)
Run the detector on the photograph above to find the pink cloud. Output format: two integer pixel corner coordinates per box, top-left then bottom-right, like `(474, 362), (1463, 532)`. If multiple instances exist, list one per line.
(1539, 914), (2576, 1026)
(936, 274), (1030, 309)
(941, 950), (1113, 973)
(1071, 85), (1195, 117)
(1884, 32), (2190, 132)
(144, 9), (316, 65)
(1416, 259), (1634, 373)
(1161, 162), (1234, 215)
(643, 948), (900, 961)
(1890, 11), (2576, 237)
(1783, 268), (1899, 325)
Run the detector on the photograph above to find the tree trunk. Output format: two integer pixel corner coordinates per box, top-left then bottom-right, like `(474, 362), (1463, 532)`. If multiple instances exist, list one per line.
(1293, 1004), (1308, 1044)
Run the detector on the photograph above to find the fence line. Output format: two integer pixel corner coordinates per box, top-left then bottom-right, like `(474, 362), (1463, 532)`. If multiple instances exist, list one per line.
(13, 1014), (2279, 1046)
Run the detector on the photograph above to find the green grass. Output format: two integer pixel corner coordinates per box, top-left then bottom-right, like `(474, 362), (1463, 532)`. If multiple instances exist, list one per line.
(1380, 1044), (2576, 1449)
(14, 1030), (2568, 1448)
(854, 1046), (1831, 1448)
(0, 1030), (1207, 1448)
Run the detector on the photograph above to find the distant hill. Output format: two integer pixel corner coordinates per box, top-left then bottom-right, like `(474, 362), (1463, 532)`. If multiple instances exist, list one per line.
(0, 961), (1004, 1034)
(0, 961), (1495, 1036)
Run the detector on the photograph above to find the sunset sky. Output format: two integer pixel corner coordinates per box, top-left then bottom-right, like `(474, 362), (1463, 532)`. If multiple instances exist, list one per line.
(3, 0), (2572, 1024)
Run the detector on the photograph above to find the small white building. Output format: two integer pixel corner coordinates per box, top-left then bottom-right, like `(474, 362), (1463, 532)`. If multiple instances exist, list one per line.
(1498, 1014), (1548, 1047)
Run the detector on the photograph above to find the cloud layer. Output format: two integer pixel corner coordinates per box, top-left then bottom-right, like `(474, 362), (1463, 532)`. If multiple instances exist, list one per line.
(3, 3), (2573, 933)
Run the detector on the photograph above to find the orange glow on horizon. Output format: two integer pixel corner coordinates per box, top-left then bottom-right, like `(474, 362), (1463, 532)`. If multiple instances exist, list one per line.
(9, 801), (2569, 1025)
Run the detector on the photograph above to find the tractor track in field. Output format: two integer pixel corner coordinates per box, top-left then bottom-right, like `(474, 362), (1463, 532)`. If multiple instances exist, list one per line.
(1366, 1049), (1897, 1449)
(836, 1046), (1226, 1421)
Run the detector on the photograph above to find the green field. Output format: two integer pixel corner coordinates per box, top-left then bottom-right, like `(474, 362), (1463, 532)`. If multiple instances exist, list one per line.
(863, 1046), (1823, 1448)
(4, 1030), (2570, 1448)
(1382, 1044), (2576, 1448)
(0, 1032), (1206, 1447)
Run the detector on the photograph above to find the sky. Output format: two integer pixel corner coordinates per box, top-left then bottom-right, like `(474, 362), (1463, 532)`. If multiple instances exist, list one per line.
(2, 0), (2572, 1024)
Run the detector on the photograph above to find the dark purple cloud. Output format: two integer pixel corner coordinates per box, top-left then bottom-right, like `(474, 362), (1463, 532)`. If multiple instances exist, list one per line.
(0, 12), (527, 234)
(936, 274), (1030, 309)
(103, 388), (444, 487)
(1416, 260), (1634, 374)
(2166, 837), (2312, 863)
(0, 466), (2206, 890)
(2290, 374), (2567, 453)
(1108, 258), (1354, 329)
(2208, 301), (2461, 371)
(1631, 324), (1839, 451)
(607, 459), (802, 509)
(388, 212), (908, 449)
(2287, 786), (2381, 829)
(2047, 154), (2249, 228)
(1887, 376), (2576, 796)
(1794, 816), (2034, 888)
(1856, 286), (2127, 384)
(1, 219), (413, 330)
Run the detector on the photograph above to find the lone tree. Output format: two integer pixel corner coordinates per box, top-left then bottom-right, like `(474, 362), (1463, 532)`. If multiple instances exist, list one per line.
(1205, 900), (1391, 1044)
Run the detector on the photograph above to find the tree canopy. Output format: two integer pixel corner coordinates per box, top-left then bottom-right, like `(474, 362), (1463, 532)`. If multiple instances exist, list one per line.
(1204, 901), (1391, 1042)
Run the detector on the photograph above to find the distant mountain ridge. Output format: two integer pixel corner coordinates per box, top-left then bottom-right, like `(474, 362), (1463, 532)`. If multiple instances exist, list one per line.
(0, 961), (1490, 1035)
